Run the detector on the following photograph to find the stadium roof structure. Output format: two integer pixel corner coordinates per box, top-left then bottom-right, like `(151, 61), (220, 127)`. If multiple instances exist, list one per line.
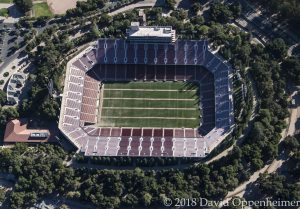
(59, 38), (234, 158)
(126, 22), (176, 43)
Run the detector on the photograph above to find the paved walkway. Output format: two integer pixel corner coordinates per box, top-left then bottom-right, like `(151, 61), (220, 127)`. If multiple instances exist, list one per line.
(0, 3), (13, 9)
(287, 43), (299, 57)
(109, 0), (158, 16)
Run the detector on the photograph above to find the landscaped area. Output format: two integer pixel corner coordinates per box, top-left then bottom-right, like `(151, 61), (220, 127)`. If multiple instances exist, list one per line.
(99, 81), (201, 128)
(0, 0), (13, 3)
(32, 2), (52, 17)
(0, 8), (9, 17)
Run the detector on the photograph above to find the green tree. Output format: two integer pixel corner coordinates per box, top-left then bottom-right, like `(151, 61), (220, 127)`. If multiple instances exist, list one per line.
(0, 188), (6, 204)
(282, 135), (299, 153)
(59, 204), (70, 209)
(0, 107), (19, 126)
(38, 98), (59, 121)
(266, 38), (287, 59)
(0, 89), (6, 106)
(165, 0), (176, 10)
(14, 0), (33, 13)
(191, 3), (202, 14)
(281, 57), (300, 84)
(210, 3), (233, 23)
(91, 22), (101, 38)
(141, 192), (152, 206)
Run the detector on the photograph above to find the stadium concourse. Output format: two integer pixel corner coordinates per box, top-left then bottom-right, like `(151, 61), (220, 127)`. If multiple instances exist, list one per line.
(59, 39), (234, 158)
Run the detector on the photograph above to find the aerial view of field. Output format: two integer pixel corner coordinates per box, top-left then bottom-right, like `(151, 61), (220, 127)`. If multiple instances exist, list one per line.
(98, 81), (201, 128)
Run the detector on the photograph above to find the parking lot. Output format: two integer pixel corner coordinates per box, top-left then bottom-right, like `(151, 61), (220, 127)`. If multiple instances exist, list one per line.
(0, 23), (24, 63)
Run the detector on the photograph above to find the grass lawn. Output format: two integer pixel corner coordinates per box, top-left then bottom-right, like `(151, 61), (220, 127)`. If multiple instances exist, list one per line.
(0, 8), (9, 17)
(32, 2), (52, 17)
(99, 82), (201, 128)
(0, 0), (13, 3)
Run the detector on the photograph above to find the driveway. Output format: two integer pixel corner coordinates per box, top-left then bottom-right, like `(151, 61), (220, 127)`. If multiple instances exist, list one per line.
(109, 0), (164, 16)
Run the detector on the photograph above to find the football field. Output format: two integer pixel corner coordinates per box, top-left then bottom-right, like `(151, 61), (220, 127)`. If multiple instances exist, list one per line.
(98, 82), (201, 128)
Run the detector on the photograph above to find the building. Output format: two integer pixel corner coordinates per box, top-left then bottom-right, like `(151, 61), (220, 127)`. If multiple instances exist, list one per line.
(3, 119), (54, 144)
(126, 22), (176, 43)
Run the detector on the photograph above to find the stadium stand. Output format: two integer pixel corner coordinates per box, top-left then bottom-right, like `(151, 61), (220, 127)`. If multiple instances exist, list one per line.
(59, 38), (234, 158)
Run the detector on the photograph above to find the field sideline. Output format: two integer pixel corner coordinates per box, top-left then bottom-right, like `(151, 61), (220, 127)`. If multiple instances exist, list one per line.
(98, 82), (201, 128)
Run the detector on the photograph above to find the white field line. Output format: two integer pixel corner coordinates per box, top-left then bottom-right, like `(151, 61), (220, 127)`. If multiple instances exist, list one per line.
(101, 116), (198, 120)
(102, 107), (197, 110)
(106, 88), (197, 92)
(103, 98), (195, 101)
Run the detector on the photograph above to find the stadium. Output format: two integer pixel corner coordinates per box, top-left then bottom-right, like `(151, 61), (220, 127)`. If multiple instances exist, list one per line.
(59, 24), (234, 158)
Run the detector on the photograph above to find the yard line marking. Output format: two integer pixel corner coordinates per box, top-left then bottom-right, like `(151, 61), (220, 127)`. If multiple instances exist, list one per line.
(101, 116), (198, 120)
(103, 98), (195, 101)
(102, 107), (197, 110)
(105, 88), (197, 92)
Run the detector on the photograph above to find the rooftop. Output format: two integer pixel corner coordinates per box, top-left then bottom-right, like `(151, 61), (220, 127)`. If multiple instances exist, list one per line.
(4, 119), (55, 143)
(126, 22), (176, 41)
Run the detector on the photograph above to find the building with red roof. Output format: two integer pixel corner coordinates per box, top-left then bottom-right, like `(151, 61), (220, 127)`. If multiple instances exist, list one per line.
(3, 119), (56, 144)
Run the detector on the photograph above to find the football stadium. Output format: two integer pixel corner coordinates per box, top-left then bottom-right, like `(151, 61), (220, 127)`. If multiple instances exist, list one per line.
(59, 24), (234, 158)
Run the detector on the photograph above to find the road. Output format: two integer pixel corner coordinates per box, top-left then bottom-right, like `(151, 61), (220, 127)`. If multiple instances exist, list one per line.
(109, 0), (162, 16)
(287, 43), (299, 57)
(237, 0), (299, 45)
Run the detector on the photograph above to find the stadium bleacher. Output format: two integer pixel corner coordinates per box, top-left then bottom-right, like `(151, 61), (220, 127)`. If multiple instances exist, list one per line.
(59, 39), (234, 158)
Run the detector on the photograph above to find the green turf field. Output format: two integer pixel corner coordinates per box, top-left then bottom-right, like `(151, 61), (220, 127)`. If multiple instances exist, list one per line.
(98, 82), (201, 128)
(32, 2), (52, 17)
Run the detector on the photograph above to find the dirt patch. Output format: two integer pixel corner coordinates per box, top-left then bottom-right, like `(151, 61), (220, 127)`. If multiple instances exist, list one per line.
(46, 0), (86, 14)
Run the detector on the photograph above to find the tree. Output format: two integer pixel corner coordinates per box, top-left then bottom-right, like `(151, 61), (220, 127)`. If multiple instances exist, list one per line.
(282, 135), (299, 153)
(210, 3), (233, 23)
(0, 107), (19, 126)
(38, 98), (59, 121)
(91, 22), (101, 38)
(122, 193), (138, 206)
(59, 204), (70, 209)
(191, 16), (204, 25)
(0, 188), (6, 204)
(13, 0), (33, 13)
(281, 57), (300, 84)
(0, 89), (6, 106)
(196, 25), (209, 36)
(230, 2), (241, 18)
(191, 3), (202, 14)
(141, 192), (152, 206)
(266, 38), (287, 59)
(165, 0), (176, 10)
(10, 192), (25, 209)
(170, 9), (188, 20)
